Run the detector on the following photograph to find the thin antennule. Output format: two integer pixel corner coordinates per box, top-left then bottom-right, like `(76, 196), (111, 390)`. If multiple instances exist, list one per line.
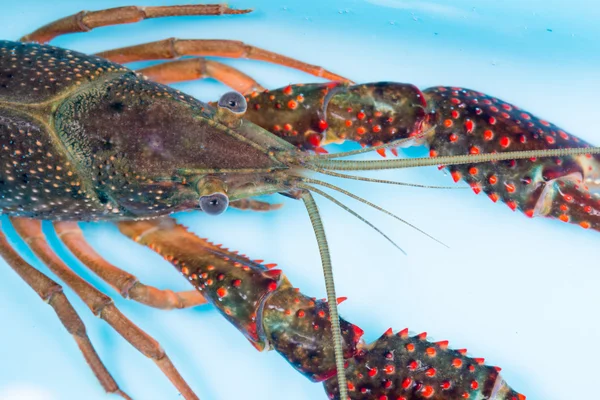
(311, 146), (600, 171)
(304, 163), (468, 190)
(300, 177), (449, 249)
(300, 191), (348, 400)
(297, 183), (407, 255)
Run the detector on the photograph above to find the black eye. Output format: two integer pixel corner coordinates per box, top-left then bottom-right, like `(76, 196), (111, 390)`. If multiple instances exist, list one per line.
(199, 193), (229, 215)
(218, 91), (247, 114)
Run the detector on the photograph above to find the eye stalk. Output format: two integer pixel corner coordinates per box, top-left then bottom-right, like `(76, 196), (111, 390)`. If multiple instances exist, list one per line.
(218, 91), (247, 115)
(195, 176), (229, 216)
(199, 192), (229, 215)
(216, 91), (247, 128)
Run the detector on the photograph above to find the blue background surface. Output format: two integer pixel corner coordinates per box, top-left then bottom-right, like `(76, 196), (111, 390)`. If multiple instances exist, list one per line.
(0, 1), (599, 399)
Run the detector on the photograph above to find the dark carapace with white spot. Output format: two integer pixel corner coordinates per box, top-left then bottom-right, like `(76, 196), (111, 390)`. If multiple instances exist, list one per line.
(0, 40), (294, 221)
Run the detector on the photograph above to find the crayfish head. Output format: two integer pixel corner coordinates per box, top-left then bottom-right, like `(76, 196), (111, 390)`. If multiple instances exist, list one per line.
(54, 72), (306, 219)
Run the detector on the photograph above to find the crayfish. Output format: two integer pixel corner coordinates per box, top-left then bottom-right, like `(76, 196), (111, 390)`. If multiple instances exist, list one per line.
(0, 3), (598, 400)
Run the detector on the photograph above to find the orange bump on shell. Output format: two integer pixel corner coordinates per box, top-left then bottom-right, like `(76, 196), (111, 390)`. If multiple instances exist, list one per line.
(580, 221), (591, 229)
(421, 386), (435, 398)
(318, 119), (328, 131)
(464, 119), (474, 133)
(499, 136), (510, 148)
(451, 171), (462, 183)
(524, 209), (535, 218)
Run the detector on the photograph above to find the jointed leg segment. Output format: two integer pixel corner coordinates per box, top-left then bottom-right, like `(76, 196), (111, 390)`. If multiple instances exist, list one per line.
(137, 58), (265, 95)
(97, 38), (352, 82)
(54, 221), (207, 310)
(10, 217), (200, 400)
(229, 199), (283, 211)
(20, 4), (251, 44)
(0, 224), (131, 399)
(20, 3), (351, 96)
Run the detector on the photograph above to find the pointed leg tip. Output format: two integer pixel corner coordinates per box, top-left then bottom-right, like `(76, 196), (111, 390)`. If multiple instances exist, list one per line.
(226, 8), (254, 15)
(114, 389), (133, 400)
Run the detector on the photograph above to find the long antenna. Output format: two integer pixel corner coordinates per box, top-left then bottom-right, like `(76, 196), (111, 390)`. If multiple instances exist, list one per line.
(301, 191), (348, 400)
(311, 147), (600, 171)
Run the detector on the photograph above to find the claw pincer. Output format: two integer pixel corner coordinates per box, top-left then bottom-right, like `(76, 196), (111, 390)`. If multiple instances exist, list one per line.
(118, 219), (524, 400)
(244, 82), (428, 153)
(244, 83), (600, 231)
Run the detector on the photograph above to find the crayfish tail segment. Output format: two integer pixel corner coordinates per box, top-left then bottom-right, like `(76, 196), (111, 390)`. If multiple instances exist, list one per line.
(323, 329), (524, 400)
(244, 82), (429, 152)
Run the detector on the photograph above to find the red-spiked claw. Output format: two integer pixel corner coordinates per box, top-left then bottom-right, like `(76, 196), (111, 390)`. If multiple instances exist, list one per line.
(323, 329), (524, 400)
(423, 86), (600, 231)
(244, 82), (429, 151)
